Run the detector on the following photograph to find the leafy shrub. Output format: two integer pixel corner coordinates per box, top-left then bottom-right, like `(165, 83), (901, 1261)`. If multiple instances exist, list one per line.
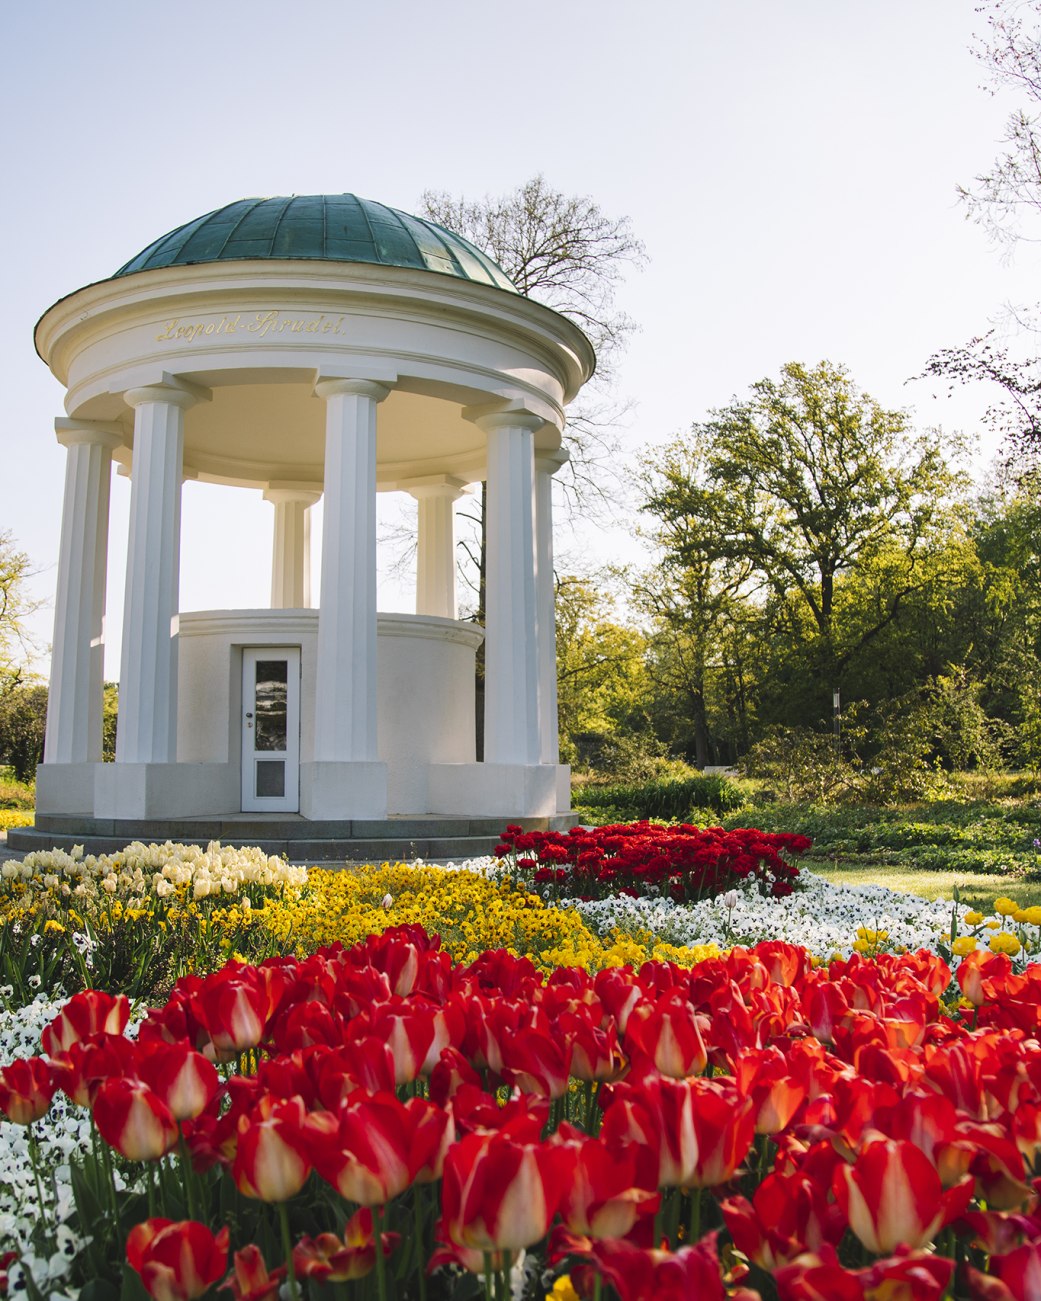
(739, 726), (857, 803)
(0, 768), (33, 810)
(577, 774), (746, 821)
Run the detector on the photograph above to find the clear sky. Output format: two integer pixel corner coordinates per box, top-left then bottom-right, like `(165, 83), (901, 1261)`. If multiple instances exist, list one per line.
(1, 0), (1033, 679)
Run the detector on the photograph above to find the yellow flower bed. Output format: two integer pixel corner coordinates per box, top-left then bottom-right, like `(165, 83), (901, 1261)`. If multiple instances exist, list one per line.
(257, 862), (719, 975)
(0, 810), (34, 830)
(0, 846), (718, 1001)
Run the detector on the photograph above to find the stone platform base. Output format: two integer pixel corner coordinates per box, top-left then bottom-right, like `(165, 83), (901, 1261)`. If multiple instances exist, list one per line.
(5, 813), (579, 864)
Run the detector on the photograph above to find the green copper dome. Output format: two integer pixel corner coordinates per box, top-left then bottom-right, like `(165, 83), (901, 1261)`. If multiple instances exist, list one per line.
(113, 194), (519, 293)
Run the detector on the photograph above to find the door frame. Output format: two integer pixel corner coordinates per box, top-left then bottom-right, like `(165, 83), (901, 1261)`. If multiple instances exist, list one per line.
(240, 646), (301, 813)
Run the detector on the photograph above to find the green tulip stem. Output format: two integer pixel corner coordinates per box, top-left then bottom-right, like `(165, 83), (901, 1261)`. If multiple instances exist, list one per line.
(146, 1160), (157, 1218)
(689, 1186), (702, 1245)
(96, 1124), (120, 1225)
(413, 1190), (428, 1301)
(177, 1132), (198, 1220)
(373, 1203), (389, 1301)
(278, 1201), (301, 1301)
(26, 1125), (49, 1233)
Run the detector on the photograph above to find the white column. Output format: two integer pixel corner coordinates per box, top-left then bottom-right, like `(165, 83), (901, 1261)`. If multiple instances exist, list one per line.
(477, 411), (542, 765)
(312, 378), (388, 762)
(263, 484), (320, 608)
(534, 452), (567, 765)
(116, 382), (200, 764)
(407, 478), (465, 619)
(44, 421), (122, 764)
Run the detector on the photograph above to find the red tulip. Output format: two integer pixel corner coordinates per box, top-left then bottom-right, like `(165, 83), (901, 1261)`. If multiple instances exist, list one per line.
(309, 1092), (419, 1205)
(0, 1057), (56, 1125)
(733, 1047), (807, 1136)
(500, 1023), (572, 1098)
(623, 992), (709, 1079)
(293, 1208), (399, 1282)
(49, 1034), (141, 1108)
(578, 1233), (729, 1301)
(439, 1127), (576, 1251)
(406, 1095), (454, 1184)
(429, 1047), (483, 1105)
(833, 1138), (974, 1255)
(555, 1129), (659, 1239)
(194, 968), (269, 1057)
(93, 1078), (178, 1161)
(721, 1168), (845, 1270)
(775, 1245), (953, 1301)
(600, 1076), (755, 1188)
(958, 950), (1013, 1007)
(0, 1250), (16, 1296)
(966, 1241), (1041, 1299)
(139, 1044), (219, 1122)
(126, 1218), (229, 1301)
(218, 1245), (285, 1301)
(41, 990), (130, 1056)
(233, 1098), (312, 1202)
(558, 1011), (626, 1083)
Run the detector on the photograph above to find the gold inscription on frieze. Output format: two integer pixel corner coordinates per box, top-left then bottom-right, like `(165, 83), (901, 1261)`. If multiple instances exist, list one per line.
(156, 311), (346, 343)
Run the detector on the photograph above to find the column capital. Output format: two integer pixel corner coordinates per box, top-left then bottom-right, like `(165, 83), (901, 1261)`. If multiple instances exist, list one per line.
(263, 483), (322, 507)
(402, 474), (469, 502)
(534, 448), (571, 476)
(54, 418), (123, 452)
(464, 403), (547, 436)
(314, 377), (390, 403)
(124, 378), (208, 411)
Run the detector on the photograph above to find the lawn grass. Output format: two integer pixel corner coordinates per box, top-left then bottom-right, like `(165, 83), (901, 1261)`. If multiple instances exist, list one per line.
(811, 861), (1041, 912)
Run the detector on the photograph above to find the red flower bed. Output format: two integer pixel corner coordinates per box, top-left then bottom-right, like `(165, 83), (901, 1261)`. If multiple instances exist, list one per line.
(495, 820), (811, 901)
(4, 931), (1041, 1298)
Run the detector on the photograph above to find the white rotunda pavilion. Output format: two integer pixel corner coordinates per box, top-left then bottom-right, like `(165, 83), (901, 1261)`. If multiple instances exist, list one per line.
(23, 194), (594, 855)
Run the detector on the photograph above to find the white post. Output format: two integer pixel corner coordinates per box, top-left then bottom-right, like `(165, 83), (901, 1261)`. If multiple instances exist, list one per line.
(312, 378), (388, 762)
(44, 421), (121, 764)
(116, 382), (200, 764)
(534, 452), (567, 765)
(477, 411), (542, 765)
(408, 478), (465, 619)
(263, 484), (321, 608)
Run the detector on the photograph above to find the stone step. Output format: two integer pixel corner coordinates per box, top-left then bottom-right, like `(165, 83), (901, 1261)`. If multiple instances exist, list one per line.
(4, 822), (572, 864)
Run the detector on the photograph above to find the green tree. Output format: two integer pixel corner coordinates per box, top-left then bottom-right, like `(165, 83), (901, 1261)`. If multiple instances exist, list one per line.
(638, 362), (965, 727)
(0, 683), (47, 782)
(554, 574), (651, 769)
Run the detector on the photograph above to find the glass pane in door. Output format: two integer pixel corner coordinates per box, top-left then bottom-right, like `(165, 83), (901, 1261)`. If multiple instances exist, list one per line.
(256, 760), (286, 798)
(254, 660), (288, 751)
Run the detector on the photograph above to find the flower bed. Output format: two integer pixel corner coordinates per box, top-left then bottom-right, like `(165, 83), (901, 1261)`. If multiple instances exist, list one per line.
(4, 926), (1041, 1298)
(0, 848), (718, 1008)
(494, 821), (810, 901)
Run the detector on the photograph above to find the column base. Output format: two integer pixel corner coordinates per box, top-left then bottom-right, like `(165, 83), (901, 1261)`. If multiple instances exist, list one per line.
(427, 763), (567, 818)
(36, 763), (101, 816)
(299, 761), (388, 819)
(93, 763), (237, 820)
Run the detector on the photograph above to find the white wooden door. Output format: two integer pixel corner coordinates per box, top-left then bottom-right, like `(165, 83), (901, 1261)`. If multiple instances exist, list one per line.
(241, 648), (300, 813)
